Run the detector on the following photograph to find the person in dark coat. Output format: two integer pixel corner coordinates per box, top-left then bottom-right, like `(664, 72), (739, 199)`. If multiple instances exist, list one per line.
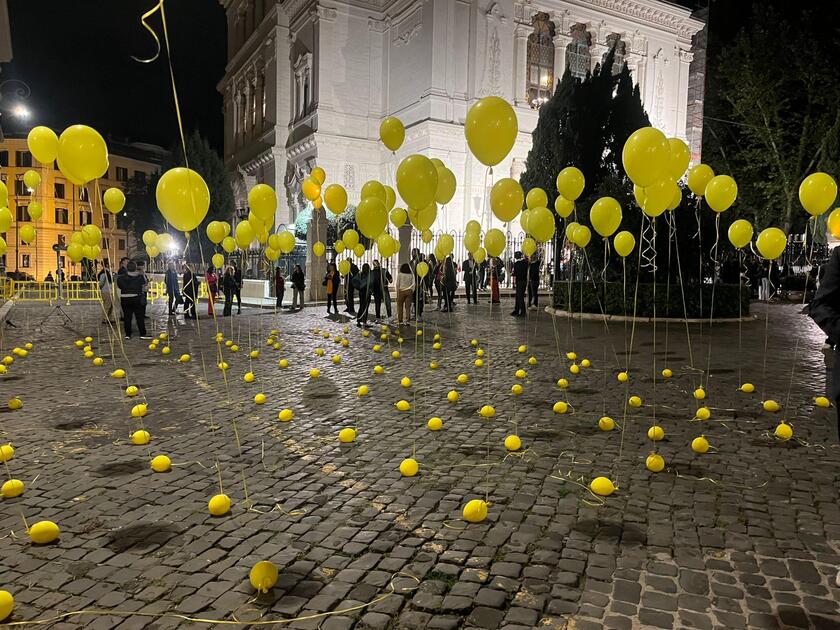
(117, 261), (149, 339)
(324, 263), (339, 314)
(345, 261), (359, 314)
(233, 262), (243, 314)
(165, 261), (182, 315)
(182, 263), (198, 319)
(442, 256), (457, 312)
(527, 253), (541, 309)
(462, 253), (477, 304)
(222, 266), (237, 316)
(809, 245), (840, 439)
(511, 251), (528, 316)
(274, 267), (285, 308)
(290, 264), (305, 310)
(355, 263), (372, 327)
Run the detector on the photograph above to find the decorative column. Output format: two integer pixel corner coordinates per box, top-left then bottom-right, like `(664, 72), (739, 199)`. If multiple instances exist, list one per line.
(552, 33), (573, 82)
(590, 43), (608, 72)
(306, 208), (328, 302)
(513, 25), (529, 106)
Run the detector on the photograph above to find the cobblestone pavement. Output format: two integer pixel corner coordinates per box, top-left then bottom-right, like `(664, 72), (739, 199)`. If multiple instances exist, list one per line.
(1, 297), (839, 629)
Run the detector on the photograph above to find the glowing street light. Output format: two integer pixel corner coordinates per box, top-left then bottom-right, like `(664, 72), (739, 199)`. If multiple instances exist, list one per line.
(12, 104), (30, 119)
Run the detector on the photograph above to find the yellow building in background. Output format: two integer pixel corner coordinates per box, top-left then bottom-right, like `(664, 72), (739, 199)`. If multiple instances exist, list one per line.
(0, 134), (167, 280)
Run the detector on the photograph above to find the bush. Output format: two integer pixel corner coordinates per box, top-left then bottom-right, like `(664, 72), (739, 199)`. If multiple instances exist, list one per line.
(552, 281), (750, 319)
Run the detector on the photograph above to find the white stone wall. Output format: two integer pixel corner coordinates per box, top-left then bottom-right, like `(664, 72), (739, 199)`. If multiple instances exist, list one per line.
(220, 0), (703, 233)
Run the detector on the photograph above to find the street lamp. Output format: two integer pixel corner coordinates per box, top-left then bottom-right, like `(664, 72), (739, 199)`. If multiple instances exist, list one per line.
(0, 79), (32, 141)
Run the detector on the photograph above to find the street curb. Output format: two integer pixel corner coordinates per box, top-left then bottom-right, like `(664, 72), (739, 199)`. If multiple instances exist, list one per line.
(542, 306), (757, 324)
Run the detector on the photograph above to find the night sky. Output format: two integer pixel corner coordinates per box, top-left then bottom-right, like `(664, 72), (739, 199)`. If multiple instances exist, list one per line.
(3, 0), (227, 150)
(0, 0), (768, 155)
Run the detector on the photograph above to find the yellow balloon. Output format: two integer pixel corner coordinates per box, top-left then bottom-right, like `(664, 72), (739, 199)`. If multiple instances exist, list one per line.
(590, 477), (616, 497)
(528, 207), (555, 242)
(799, 172), (837, 217)
(397, 155), (438, 209)
(142, 230), (157, 247)
(361, 180), (386, 203)
(519, 208), (531, 234)
(212, 253), (225, 268)
(146, 245), (160, 258)
(464, 231), (481, 253)
(687, 163), (714, 197)
(464, 96), (518, 167)
(235, 220), (255, 248)
(23, 169), (40, 190)
(756, 227), (787, 260)
(278, 231), (296, 254)
(104, 187), (126, 214)
(473, 247), (486, 264)
(622, 127), (670, 187)
(379, 116), (405, 152)
(462, 498), (488, 523)
(572, 224), (591, 248)
(82, 223), (101, 246)
(435, 167), (456, 205)
(248, 184), (277, 222)
(27, 201), (42, 221)
(28, 520), (60, 544)
(490, 178), (524, 222)
(590, 197), (622, 237)
(383, 185), (397, 211)
(0, 590), (12, 622)
(206, 221), (226, 244)
(0, 207), (11, 232)
(67, 242), (84, 262)
(356, 197), (388, 238)
(613, 230), (635, 258)
(156, 167), (210, 232)
(265, 247), (280, 261)
(526, 187), (548, 210)
(667, 187), (682, 211)
(342, 229), (360, 249)
(484, 228), (506, 257)
(642, 177), (678, 217)
(324, 183), (348, 215)
(334, 240), (346, 254)
(666, 137), (690, 179)
(408, 202), (437, 231)
(338, 259), (351, 276)
(828, 208), (840, 238)
(556, 166), (585, 201)
(353, 243), (366, 258)
(313, 241), (326, 257)
(27, 126), (59, 164)
(554, 195), (574, 218)
(302, 178), (321, 201)
(437, 234), (454, 256)
(0, 236), (6, 257)
(376, 233), (396, 258)
(249, 561), (279, 593)
(390, 207), (407, 228)
(727, 219), (753, 249)
(704, 175), (738, 213)
(19, 224), (35, 244)
(564, 221), (581, 241)
(522, 237), (537, 257)
(416, 261), (429, 278)
(57, 124), (109, 184)
(310, 166), (326, 185)
(222, 236), (236, 253)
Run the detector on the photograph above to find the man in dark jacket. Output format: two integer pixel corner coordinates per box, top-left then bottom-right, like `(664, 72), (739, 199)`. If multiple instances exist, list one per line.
(165, 261), (182, 315)
(510, 251), (528, 316)
(462, 253), (477, 304)
(527, 253), (541, 310)
(808, 246), (840, 438)
(233, 262), (243, 314)
(117, 261), (150, 339)
(345, 261), (359, 314)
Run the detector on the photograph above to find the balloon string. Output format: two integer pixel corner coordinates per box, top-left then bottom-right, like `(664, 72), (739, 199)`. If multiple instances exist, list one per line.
(702, 213), (721, 389)
(130, 0), (163, 63)
(640, 213), (656, 272)
(669, 212), (698, 389)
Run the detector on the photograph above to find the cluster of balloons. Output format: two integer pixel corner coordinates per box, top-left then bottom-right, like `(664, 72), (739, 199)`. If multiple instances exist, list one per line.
(141, 229), (176, 259)
(66, 225), (104, 263)
(27, 124), (108, 186)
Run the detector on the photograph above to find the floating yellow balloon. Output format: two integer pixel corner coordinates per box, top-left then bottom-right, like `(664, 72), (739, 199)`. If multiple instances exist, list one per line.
(829, 209), (840, 238)
(528, 207), (555, 242)
(590, 197), (622, 237)
(103, 187), (126, 214)
(687, 163), (714, 197)
(526, 187), (548, 210)
(728, 219), (753, 249)
(390, 207), (407, 228)
(248, 184), (277, 222)
(379, 116), (405, 152)
(235, 220), (255, 248)
(554, 195), (574, 218)
(642, 177), (678, 217)
(310, 166), (326, 185)
(0, 207), (11, 233)
(19, 224), (35, 244)
(26, 201), (42, 221)
(156, 167), (210, 232)
(704, 175), (738, 213)
(556, 166), (585, 201)
(397, 154), (438, 210)
(302, 178), (320, 201)
(666, 137), (690, 179)
(356, 196), (388, 238)
(484, 228), (505, 257)
(756, 227), (787, 260)
(435, 167), (456, 205)
(324, 183), (347, 215)
(622, 127), (670, 187)
(222, 236), (236, 253)
(23, 169), (40, 190)
(57, 124), (109, 184)
(82, 223), (101, 246)
(799, 172), (837, 216)
(464, 96), (518, 167)
(27, 125), (59, 164)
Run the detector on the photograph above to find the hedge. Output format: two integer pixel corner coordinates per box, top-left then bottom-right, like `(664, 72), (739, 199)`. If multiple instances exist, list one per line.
(552, 281), (750, 319)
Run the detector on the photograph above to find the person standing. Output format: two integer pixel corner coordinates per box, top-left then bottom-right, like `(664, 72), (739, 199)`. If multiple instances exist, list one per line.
(463, 253), (477, 304)
(290, 264), (305, 310)
(324, 263), (339, 314)
(97, 260), (116, 323)
(379, 260), (393, 320)
(182, 263), (198, 319)
(117, 261), (150, 339)
(511, 251), (528, 316)
(527, 252), (541, 310)
(413, 254), (426, 322)
(396, 263), (414, 325)
(355, 263), (372, 327)
(274, 267), (286, 308)
(205, 265), (218, 316)
(165, 261), (182, 315)
(442, 256), (457, 312)
(809, 246), (840, 441)
(345, 261), (359, 314)
(489, 257), (502, 304)
(372, 260), (391, 321)
(222, 266), (236, 316)
(233, 262), (243, 314)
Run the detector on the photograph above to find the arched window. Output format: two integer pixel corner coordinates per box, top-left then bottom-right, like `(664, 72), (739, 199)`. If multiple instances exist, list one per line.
(565, 24), (591, 80)
(526, 13), (555, 109)
(602, 34), (626, 75)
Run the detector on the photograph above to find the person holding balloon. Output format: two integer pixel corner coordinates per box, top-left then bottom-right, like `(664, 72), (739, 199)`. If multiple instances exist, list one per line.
(510, 252), (528, 317)
(205, 265), (219, 316)
(324, 263), (339, 315)
(116, 261), (150, 340)
(290, 265), (306, 311)
(274, 267), (285, 308)
(221, 266), (237, 317)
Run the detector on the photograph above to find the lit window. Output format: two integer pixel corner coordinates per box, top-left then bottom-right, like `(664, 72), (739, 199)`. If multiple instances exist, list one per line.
(21, 254), (30, 268)
(55, 208), (69, 224)
(527, 13), (555, 109)
(54, 182), (65, 199)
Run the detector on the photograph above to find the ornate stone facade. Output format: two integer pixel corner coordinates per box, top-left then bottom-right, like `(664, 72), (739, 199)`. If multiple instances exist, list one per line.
(219, 0), (705, 232)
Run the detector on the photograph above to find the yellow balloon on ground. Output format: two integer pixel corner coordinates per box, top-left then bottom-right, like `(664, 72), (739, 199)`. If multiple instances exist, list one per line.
(151, 455), (171, 472)
(249, 561), (279, 593)
(704, 175), (738, 213)
(0, 444), (14, 462)
(208, 494), (232, 516)
(379, 117), (405, 151)
(397, 154), (438, 210)
(728, 219), (753, 249)
(691, 436), (710, 454)
(526, 188), (548, 210)
(799, 172), (837, 217)
(427, 417), (443, 431)
(0, 590), (12, 622)
(774, 422), (793, 440)
(598, 416), (615, 431)
(1, 478), (24, 498)
(399, 458), (419, 477)
(27, 125), (59, 164)
(28, 520), (60, 544)
(646, 453), (665, 473)
(156, 167), (210, 232)
(622, 127), (670, 187)
(756, 228), (787, 260)
(248, 184), (277, 222)
(464, 96), (517, 167)
(556, 167), (585, 201)
(484, 228), (505, 257)
(504, 435), (522, 451)
(131, 430), (151, 445)
(58, 124), (109, 184)
(463, 499), (488, 523)
(590, 477), (616, 497)
(339, 428), (356, 443)
(647, 426), (665, 441)
(613, 231), (636, 258)
(687, 164), (715, 197)
(590, 197), (622, 237)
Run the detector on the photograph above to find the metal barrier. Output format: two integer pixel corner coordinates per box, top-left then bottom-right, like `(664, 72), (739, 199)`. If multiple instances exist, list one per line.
(1, 278), (212, 305)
